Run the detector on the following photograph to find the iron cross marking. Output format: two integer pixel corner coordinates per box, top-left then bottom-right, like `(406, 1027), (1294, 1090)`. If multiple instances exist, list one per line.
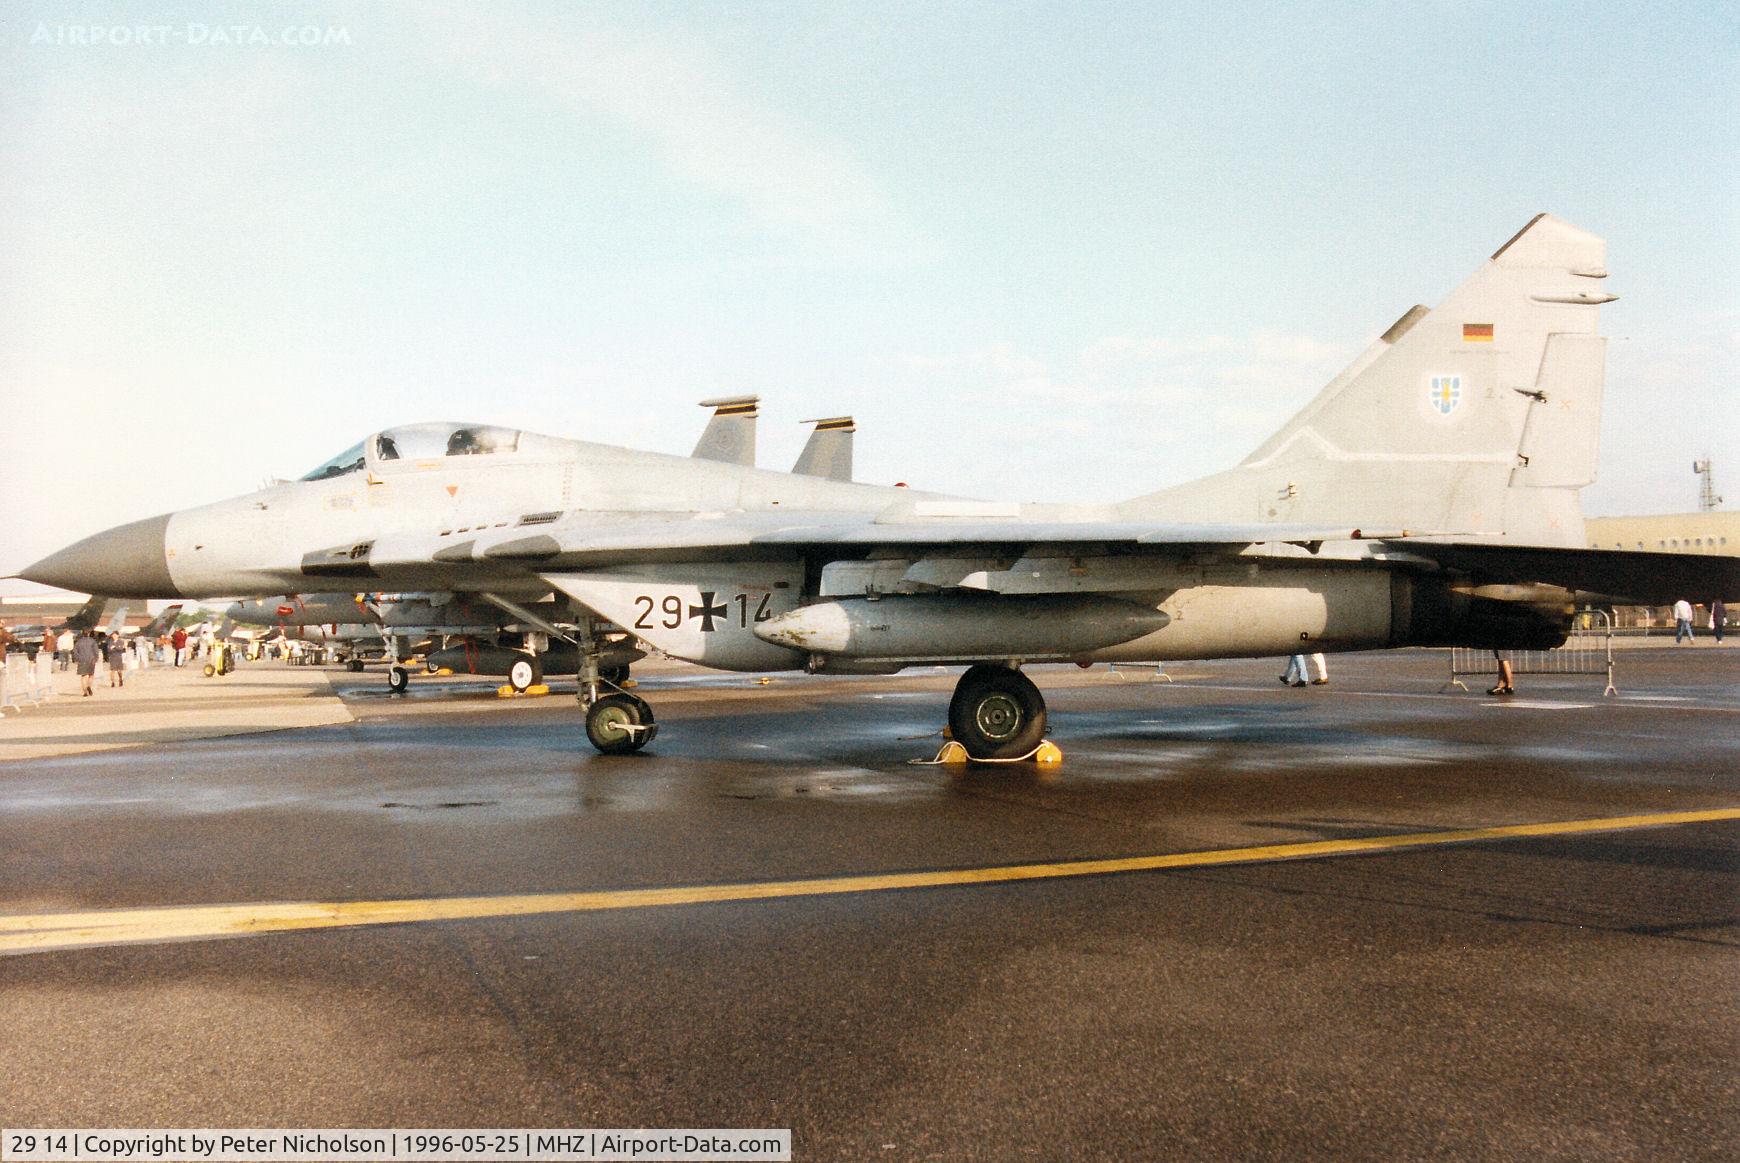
(690, 591), (729, 632)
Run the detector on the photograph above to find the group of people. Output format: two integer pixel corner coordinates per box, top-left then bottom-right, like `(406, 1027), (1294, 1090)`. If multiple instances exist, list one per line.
(50, 624), (213, 696)
(66, 629), (132, 697)
(1280, 652), (1327, 687)
(1672, 598), (1727, 644)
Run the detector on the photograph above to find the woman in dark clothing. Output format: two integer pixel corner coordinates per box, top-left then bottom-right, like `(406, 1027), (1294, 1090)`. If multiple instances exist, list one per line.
(73, 631), (101, 696)
(106, 633), (128, 687)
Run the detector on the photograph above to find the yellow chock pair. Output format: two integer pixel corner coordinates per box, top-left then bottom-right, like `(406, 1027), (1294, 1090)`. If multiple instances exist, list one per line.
(929, 739), (1063, 766)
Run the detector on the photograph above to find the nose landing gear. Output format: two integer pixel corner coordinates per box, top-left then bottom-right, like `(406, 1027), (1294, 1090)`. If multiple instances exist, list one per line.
(577, 625), (656, 754)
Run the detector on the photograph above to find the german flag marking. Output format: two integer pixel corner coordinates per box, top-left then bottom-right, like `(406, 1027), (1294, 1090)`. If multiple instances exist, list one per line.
(1463, 323), (1494, 342)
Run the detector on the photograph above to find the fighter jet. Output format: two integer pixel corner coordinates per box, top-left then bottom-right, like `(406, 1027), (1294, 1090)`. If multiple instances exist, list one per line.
(2, 597), (179, 657)
(23, 216), (1738, 756)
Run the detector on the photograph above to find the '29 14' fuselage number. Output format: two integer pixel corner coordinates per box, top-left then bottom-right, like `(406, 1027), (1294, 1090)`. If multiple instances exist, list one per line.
(633, 591), (771, 633)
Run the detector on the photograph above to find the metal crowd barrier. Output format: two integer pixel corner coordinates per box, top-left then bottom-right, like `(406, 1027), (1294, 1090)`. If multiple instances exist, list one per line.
(2, 654), (44, 712)
(1446, 608), (1617, 696)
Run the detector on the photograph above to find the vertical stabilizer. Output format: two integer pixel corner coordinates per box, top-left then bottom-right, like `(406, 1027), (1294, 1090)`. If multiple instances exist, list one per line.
(1124, 214), (1614, 546)
(792, 416), (856, 482)
(692, 396), (760, 466)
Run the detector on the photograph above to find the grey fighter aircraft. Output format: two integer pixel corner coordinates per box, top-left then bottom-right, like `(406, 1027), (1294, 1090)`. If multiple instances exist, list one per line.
(23, 215), (1738, 756)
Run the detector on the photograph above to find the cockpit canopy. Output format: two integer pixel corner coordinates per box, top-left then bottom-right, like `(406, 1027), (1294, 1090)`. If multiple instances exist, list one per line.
(298, 422), (523, 481)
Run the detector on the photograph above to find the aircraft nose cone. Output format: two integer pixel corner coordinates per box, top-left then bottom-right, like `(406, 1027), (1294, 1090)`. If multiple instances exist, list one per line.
(20, 513), (179, 597)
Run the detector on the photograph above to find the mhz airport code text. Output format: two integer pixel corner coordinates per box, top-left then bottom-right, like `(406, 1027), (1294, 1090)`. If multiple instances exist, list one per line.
(1, 1130), (791, 1163)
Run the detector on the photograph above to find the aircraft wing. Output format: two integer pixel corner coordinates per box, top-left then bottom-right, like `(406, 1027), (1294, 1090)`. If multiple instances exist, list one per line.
(1380, 541), (1740, 606)
(418, 512), (1416, 569)
(344, 508), (1736, 611)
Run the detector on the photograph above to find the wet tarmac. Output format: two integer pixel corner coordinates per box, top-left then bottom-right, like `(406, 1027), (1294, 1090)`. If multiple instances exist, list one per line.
(2, 647), (1737, 1159)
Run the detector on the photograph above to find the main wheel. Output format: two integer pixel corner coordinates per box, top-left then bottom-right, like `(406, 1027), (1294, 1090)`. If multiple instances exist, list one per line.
(387, 665), (409, 693)
(586, 693), (657, 754)
(948, 665), (1047, 760)
(507, 655), (542, 692)
(599, 664), (631, 687)
(347, 658), (364, 672)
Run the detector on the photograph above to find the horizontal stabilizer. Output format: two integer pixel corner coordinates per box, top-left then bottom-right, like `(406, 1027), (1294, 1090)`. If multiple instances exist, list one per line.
(1386, 542), (1740, 606)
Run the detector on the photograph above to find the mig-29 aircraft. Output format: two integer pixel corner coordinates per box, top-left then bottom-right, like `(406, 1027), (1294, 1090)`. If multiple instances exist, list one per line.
(23, 216), (1738, 756)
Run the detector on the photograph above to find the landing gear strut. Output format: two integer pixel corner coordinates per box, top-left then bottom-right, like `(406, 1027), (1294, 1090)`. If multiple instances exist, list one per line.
(949, 664), (1047, 759)
(577, 625), (655, 754)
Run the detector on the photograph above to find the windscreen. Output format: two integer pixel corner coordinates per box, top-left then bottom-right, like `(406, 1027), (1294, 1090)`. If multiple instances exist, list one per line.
(299, 442), (367, 481)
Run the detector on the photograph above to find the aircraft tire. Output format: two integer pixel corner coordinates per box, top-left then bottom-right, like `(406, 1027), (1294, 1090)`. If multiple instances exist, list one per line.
(388, 665), (410, 693)
(508, 655), (543, 693)
(599, 664), (630, 687)
(586, 694), (657, 754)
(948, 665), (1046, 760)
(347, 658), (364, 672)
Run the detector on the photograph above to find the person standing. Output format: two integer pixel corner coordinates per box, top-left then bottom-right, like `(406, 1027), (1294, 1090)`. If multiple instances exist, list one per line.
(1673, 598), (1695, 644)
(171, 626), (187, 667)
(73, 630), (100, 697)
(1488, 648), (1515, 696)
(1281, 653), (1328, 687)
(106, 634), (127, 687)
(56, 628), (74, 671)
(1713, 598), (1728, 644)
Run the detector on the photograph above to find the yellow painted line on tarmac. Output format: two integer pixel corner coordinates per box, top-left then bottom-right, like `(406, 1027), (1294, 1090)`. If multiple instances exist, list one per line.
(4, 806), (1738, 957)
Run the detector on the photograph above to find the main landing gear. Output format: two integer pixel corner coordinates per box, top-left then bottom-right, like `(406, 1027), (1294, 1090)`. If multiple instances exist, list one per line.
(506, 654), (542, 694)
(577, 627), (656, 755)
(948, 664), (1047, 760)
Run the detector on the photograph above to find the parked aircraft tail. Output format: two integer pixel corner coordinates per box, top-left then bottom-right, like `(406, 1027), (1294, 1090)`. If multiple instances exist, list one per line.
(691, 395), (759, 466)
(792, 416), (856, 482)
(136, 603), (185, 639)
(60, 594), (110, 633)
(1124, 214), (1614, 547)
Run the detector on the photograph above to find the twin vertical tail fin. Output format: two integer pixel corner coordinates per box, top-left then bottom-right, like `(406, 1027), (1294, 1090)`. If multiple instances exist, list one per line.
(1127, 214), (1614, 546)
(691, 395), (760, 466)
(792, 416), (856, 482)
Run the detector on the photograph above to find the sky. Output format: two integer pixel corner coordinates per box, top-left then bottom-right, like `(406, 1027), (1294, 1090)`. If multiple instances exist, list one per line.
(2, 1), (1735, 594)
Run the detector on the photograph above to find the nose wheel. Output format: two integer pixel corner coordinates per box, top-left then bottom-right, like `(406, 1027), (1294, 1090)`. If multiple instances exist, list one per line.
(949, 664), (1047, 759)
(585, 692), (657, 754)
(387, 665), (409, 693)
